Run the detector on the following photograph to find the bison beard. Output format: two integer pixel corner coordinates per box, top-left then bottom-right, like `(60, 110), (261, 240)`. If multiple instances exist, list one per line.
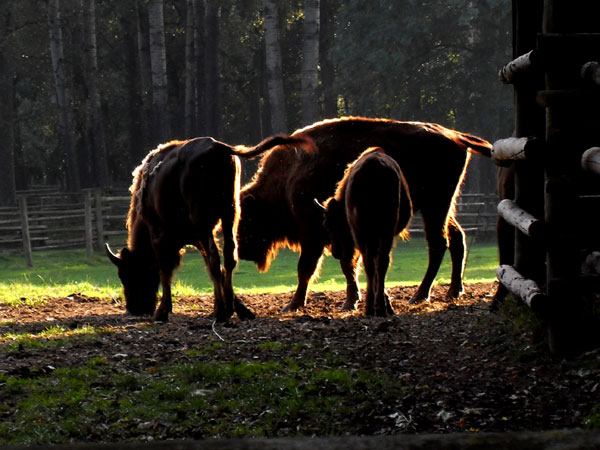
(321, 147), (413, 316)
(238, 117), (492, 312)
(106, 134), (312, 322)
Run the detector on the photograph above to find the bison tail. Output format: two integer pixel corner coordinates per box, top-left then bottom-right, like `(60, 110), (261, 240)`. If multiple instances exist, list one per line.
(232, 134), (316, 158)
(456, 132), (493, 157)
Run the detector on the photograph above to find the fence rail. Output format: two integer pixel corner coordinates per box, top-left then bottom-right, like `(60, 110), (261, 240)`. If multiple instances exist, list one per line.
(0, 189), (498, 266)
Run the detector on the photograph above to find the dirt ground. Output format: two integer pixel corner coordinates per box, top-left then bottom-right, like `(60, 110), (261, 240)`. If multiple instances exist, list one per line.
(1, 282), (599, 435)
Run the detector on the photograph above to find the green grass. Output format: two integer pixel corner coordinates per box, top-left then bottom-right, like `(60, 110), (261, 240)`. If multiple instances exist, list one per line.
(0, 356), (407, 443)
(0, 238), (498, 305)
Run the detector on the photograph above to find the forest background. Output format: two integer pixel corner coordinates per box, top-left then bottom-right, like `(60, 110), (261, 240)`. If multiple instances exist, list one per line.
(0, 0), (512, 207)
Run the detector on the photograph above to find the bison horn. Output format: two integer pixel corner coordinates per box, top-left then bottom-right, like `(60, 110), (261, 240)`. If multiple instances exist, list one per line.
(313, 198), (326, 210)
(105, 242), (122, 266)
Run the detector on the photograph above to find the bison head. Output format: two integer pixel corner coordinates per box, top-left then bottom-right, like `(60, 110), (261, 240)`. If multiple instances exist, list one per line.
(106, 244), (159, 316)
(320, 198), (356, 262)
(237, 193), (276, 272)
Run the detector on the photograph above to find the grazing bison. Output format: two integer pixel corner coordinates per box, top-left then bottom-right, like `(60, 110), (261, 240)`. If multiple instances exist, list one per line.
(106, 135), (312, 322)
(320, 147), (413, 316)
(238, 117), (492, 312)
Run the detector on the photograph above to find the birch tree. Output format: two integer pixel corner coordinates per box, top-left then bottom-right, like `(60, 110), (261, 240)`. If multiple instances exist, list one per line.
(204, 0), (220, 136)
(135, 0), (152, 156)
(184, 0), (197, 137)
(47, 0), (80, 191)
(301, 0), (320, 124)
(82, 0), (109, 187)
(319, 0), (338, 118)
(148, 0), (170, 144)
(262, 0), (287, 134)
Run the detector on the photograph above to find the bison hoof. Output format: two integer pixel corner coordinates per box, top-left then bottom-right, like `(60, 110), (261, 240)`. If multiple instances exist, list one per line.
(341, 300), (358, 311)
(214, 311), (229, 323)
(152, 309), (170, 323)
(280, 301), (303, 313)
(234, 300), (256, 321)
(408, 295), (428, 305)
(446, 289), (463, 301)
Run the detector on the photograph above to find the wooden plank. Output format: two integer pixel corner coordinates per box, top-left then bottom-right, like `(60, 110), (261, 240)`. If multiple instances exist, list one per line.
(84, 190), (93, 260)
(537, 89), (600, 108)
(18, 196), (33, 267)
(94, 189), (106, 250)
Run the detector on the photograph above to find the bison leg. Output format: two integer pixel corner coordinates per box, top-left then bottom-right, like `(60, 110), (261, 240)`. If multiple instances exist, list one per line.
(281, 245), (324, 312)
(362, 253), (376, 316)
(491, 166), (515, 310)
(446, 215), (466, 300)
(374, 250), (392, 317)
(490, 214), (514, 310)
(153, 273), (173, 322)
(339, 257), (361, 310)
(199, 235), (229, 322)
(152, 243), (182, 322)
(221, 218), (255, 321)
(410, 212), (448, 304)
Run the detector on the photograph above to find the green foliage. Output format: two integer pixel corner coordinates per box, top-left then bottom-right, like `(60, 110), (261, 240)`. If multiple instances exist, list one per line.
(586, 405), (600, 431)
(1, 0), (511, 191)
(330, 0), (512, 139)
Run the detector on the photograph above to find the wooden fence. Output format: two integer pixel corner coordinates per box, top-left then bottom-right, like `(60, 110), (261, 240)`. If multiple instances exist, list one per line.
(0, 188), (129, 267)
(0, 189), (498, 267)
(492, 0), (600, 355)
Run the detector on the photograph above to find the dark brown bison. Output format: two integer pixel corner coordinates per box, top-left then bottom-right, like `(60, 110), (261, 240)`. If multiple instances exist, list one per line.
(320, 147), (413, 316)
(238, 117), (492, 312)
(106, 135), (312, 322)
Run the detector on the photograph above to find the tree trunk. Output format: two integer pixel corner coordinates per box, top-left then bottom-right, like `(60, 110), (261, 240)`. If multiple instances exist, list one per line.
(204, 0), (220, 137)
(148, 0), (170, 144)
(117, 3), (145, 166)
(0, 31), (17, 206)
(301, 0), (319, 125)
(184, 0), (197, 138)
(319, 0), (337, 118)
(135, 0), (153, 158)
(262, 0), (287, 134)
(47, 0), (80, 191)
(194, 0), (206, 136)
(82, 0), (109, 187)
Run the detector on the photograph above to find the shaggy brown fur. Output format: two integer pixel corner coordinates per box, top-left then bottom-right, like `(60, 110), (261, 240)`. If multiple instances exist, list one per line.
(322, 147), (413, 316)
(238, 117), (492, 312)
(107, 135), (312, 322)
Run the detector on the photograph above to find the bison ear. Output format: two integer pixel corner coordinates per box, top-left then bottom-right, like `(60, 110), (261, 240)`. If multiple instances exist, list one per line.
(105, 243), (123, 267)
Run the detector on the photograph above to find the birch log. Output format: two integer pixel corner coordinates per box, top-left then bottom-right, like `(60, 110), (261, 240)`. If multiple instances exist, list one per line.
(582, 147), (600, 176)
(491, 137), (541, 166)
(496, 265), (549, 314)
(497, 199), (543, 238)
(498, 50), (537, 84)
(581, 61), (600, 87)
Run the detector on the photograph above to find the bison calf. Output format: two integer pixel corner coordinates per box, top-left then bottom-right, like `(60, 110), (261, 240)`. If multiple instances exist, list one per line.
(321, 147), (413, 316)
(106, 135), (311, 322)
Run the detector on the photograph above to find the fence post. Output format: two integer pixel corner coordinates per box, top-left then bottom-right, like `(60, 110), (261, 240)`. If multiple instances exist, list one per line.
(18, 196), (33, 267)
(94, 188), (105, 250)
(83, 189), (93, 260)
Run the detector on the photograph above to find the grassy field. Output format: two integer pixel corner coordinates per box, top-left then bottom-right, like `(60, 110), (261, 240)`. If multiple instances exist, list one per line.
(0, 238), (498, 305)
